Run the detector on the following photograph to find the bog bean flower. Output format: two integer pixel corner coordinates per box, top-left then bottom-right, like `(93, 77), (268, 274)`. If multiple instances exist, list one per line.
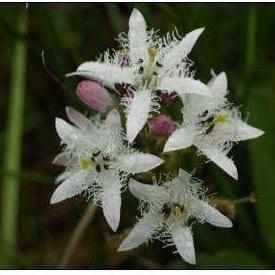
(50, 8), (264, 265)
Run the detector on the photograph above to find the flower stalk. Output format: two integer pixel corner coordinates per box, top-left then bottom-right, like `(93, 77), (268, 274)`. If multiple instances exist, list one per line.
(1, 9), (27, 263)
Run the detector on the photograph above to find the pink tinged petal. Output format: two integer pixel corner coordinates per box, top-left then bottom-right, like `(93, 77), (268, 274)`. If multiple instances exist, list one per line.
(102, 180), (121, 232)
(149, 114), (176, 138)
(198, 146), (238, 180)
(67, 62), (134, 89)
(128, 8), (148, 64)
(210, 72), (228, 97)
(65, 106), (92, 129)
(159, 77), (211, 97)
(118, 212), (161, 251)
(76, 81), (113, 113)
(171, 225), (196, 265)
(50, 171), (88, 204)
(233, 120), (264, 142)
(161, 28), (204, 71)
(197, 200), (233, 228)
(52, 152), (70, 166)
(126, 90), (153, 143)
(118, 153), (164, 174)
(164, 128), (195, 152)
(129, 179), (166, 202)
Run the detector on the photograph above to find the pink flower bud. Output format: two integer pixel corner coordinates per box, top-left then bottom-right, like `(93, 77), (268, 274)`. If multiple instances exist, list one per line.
(76, 81), (113, 113)
(149, 114), (176, 138)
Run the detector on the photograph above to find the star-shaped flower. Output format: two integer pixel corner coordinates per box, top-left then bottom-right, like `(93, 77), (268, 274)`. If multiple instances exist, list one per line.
(50, 107), (164, 231)
(67, 9), (212, 143)
(163, 72), (264, 180)
(118, 169), (232, 264)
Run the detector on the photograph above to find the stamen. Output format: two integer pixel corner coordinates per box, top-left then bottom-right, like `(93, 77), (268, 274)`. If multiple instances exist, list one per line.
(138, 66), (144, 74)
(96, 164), (101, 173)
(93, 151), (101, 157)
(156, 61), (163, 67)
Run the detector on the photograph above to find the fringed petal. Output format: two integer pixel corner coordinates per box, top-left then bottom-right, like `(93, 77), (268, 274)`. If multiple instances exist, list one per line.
(161, 28), (204, 71)
(67, 62), (134, 89)
(128, 8), (148, 64)
(118, 212), (161, 251)
(102, 176), (122, 232)
(159, 77), (211, 97)
(164, 127), (195, 152)
(125, 90), (155, 143)
(171, 225), (196, 265)
(198, 146), (238, 180)
(50, 171), (88, 204)
(117, 152), (164, 174)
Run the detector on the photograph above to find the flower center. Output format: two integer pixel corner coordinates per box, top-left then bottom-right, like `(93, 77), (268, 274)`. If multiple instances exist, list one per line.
(136, 48), (163, 88)
(79, 150), (111, 173)
(198, 111), (228, 135)
(161, 203), (185, 219)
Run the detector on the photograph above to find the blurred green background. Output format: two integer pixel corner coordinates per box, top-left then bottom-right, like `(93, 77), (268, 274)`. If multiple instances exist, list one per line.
(0, 3), (275, 269)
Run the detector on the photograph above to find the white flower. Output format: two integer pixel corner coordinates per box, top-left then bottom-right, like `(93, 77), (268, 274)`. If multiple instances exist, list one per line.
(67, 9), (212, 143)
(164, 72), (264, 180)
(50, 107), (164, 232)
(118, 169), (232, 264)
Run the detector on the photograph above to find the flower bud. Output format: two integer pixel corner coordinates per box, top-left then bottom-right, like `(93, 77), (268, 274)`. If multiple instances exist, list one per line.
(149, 114), (176, 138)
(76, 81), (113, 113)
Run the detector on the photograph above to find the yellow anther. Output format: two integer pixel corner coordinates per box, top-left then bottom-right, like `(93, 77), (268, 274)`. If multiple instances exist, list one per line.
(214, 114), (227, 124)
(80, 159), (93, 170)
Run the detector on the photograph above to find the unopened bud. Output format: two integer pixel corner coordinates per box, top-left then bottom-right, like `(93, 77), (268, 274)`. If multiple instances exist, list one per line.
(76, 80), (113, 113)
(149, 114), (176, 138)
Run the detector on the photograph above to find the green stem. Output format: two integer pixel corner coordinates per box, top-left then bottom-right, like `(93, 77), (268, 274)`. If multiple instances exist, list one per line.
(58, 204), (97, 268)
(239, 6), (257, 103)
(1, 9), (27, 263)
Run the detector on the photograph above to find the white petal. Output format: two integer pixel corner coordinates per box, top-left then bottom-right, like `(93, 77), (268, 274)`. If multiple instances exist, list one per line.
(210, 72), (228, 97)
(233, 120), (264, 142)
(129, 179), (166, 202)
(117, 152), (164, 174)
(102, 177), (122, 232)
(118, 212), (160, 251)
(67, 62), (134, 89)
(171, 225), (196, 265)
(104, 109), (121, 129)
(66, 107), (92, 130)
(55, 118), (77, 141)
(197, 200), (233, 228)
(164, 127), (195, 152)
(162, 28), (204, 71)
(128, 8), (148, 64)
(50, 171), (88, 204)
(159, 77), (211, 97)
(198, 146), (238, 180)
(126, 90), (153, 143)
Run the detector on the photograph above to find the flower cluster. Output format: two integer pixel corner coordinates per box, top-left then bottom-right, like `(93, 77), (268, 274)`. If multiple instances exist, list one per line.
(51, 9), (264, 264)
